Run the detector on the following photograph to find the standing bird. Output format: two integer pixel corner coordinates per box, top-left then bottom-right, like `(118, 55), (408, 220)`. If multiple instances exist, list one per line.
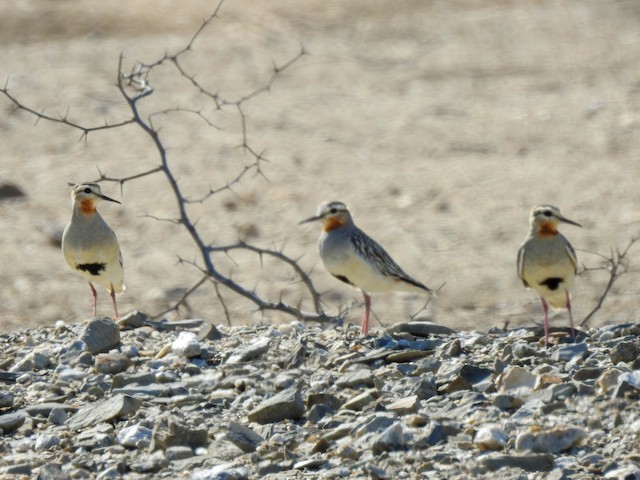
(300, 201), (434, 334)
(62, 183), (125, 318)
(517, 204), (582, 345)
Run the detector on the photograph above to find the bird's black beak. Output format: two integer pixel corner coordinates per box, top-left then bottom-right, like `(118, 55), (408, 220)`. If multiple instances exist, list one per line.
(100, 194), (121, 204)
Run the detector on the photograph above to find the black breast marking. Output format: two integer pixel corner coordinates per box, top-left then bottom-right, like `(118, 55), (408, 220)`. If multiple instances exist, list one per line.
(76, 263), (106, 276)
(539, 277), (563, 291)
(333, 274), (354, 286)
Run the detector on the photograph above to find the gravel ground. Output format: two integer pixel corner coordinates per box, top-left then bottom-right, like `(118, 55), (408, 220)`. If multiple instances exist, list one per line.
(0, 316), (638, 479)
(2, 1), (640, 333)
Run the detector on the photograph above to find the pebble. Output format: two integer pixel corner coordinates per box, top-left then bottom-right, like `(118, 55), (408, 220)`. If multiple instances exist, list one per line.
(389, 321), (457, 336)
(129, 450), (170, 473)
(117, 310), (150, 330)
(496, 365), (537, 395)
(480, 453), (555, 472)
(342, 389), (377, 411)
(0, 411), (26, 433)
(225, 421), (264, 452)
(165, 445), (193, 460)
(609, 340), (639, 364)
(0, 391), (13, 408)
(550, 342), (589, 361)
(117, 424), (153, 448)
(475, 424), (509, 450)
(516, 427), (587, 453)
(371, 422), (408, 454)
(34, 433), (60, 451)
(47, 408), (68, 426)
(94, 352), (132, 374)
(198, 322), (223, 341)
(171, 331), (202, 358)
(0, 320), (636, 478)
(67, 394), (142, 430)
(151, 412), (209, 449)
(226, 337), (271, 364)
(80, 317), (121, 354)
(247, 386), (304, 423)
(386, 394), (420, 414)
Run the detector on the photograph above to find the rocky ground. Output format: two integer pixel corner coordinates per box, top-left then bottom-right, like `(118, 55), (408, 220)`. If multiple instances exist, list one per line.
(3, 0), (640, 334)
(0, 315), (638, 479)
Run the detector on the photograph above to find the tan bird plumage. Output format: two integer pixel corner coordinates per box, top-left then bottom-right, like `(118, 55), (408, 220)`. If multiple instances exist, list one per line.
(62, 183), (124, 318)
(300, 201), (434, 334)
(517, 204), (581, 345)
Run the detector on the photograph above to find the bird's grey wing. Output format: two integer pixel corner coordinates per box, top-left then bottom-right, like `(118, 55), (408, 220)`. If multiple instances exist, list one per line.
(349, 230), (395, 274)
(516, 245), (529, 287)
(565, 242), (578, 273)
(351, 230), (430, 291)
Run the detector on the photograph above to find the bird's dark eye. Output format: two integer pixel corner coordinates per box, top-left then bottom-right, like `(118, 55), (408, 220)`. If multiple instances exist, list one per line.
(84, 188), (91, 194)
(330, 208), (338, 214)
(543, 210), (552, 217)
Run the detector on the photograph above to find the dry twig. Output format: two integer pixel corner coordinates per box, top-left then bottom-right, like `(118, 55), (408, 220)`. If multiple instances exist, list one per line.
(578, 237), (637, 327)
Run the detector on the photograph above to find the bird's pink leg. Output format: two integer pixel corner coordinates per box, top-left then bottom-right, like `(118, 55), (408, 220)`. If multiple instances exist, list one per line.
(361, 292), (372, 335)
(88, 282), (98, 317)
(541, 297), (550, 347)
(109, 283), (119, 319)
(566, 291), (576, 339)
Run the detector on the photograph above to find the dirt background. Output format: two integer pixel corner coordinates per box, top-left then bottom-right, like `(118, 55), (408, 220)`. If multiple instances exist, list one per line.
(1, 0), (640, 334)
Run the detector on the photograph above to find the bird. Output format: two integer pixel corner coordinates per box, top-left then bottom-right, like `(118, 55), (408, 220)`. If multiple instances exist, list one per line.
(517, 204), (582, 345)
(62, 183), (125, 318)
(300, 200), (434, 334)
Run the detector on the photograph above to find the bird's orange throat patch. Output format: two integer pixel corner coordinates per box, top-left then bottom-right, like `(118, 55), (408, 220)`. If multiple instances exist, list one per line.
(538, 222), (558, 237)
(79, 199), (97, 214)
(323, 217), (346, 232)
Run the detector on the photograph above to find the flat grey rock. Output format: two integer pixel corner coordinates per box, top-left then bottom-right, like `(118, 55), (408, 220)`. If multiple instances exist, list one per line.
(23, 402), (78, 417)
(226, 337), (271, 364)
(481, 453), (555, 472)
(247, 387), (304, 424)
(66, 394), (141, 431)
(225, 422), (264, 453)
(335, 369), (375, 388)
(116, 310), (150, 330)
(389, 321), (457, 337)
(0, 411), (27, 433)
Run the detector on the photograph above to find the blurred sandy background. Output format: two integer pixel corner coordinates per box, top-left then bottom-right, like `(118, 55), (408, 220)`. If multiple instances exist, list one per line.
(1, 0), (640, 334)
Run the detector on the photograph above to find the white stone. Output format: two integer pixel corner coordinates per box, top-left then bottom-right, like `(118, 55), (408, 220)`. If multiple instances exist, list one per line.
(475, 424), (509, 451)
(116, 424), (153, 448)
(171, 331), (201, 358)
(496, 366), (537, 396)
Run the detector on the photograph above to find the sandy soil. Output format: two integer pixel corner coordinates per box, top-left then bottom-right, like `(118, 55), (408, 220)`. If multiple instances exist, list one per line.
(1, 0), (640, 334)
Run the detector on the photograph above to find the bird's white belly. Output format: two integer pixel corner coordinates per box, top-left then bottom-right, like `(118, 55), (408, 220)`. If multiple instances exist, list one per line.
(524, 264), (574, 309)
(324, 253), (400, 293)
(64, 244), (124, 293)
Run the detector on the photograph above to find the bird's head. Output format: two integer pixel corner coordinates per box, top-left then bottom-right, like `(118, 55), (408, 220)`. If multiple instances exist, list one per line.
(299, 200), (354, 232)
(70, 183), (120, 214)
(529, 204), (581, 236)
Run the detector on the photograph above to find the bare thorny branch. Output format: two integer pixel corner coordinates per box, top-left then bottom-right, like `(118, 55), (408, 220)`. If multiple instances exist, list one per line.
(0, 0), (338, 326)
(578, 237), (638, 327)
